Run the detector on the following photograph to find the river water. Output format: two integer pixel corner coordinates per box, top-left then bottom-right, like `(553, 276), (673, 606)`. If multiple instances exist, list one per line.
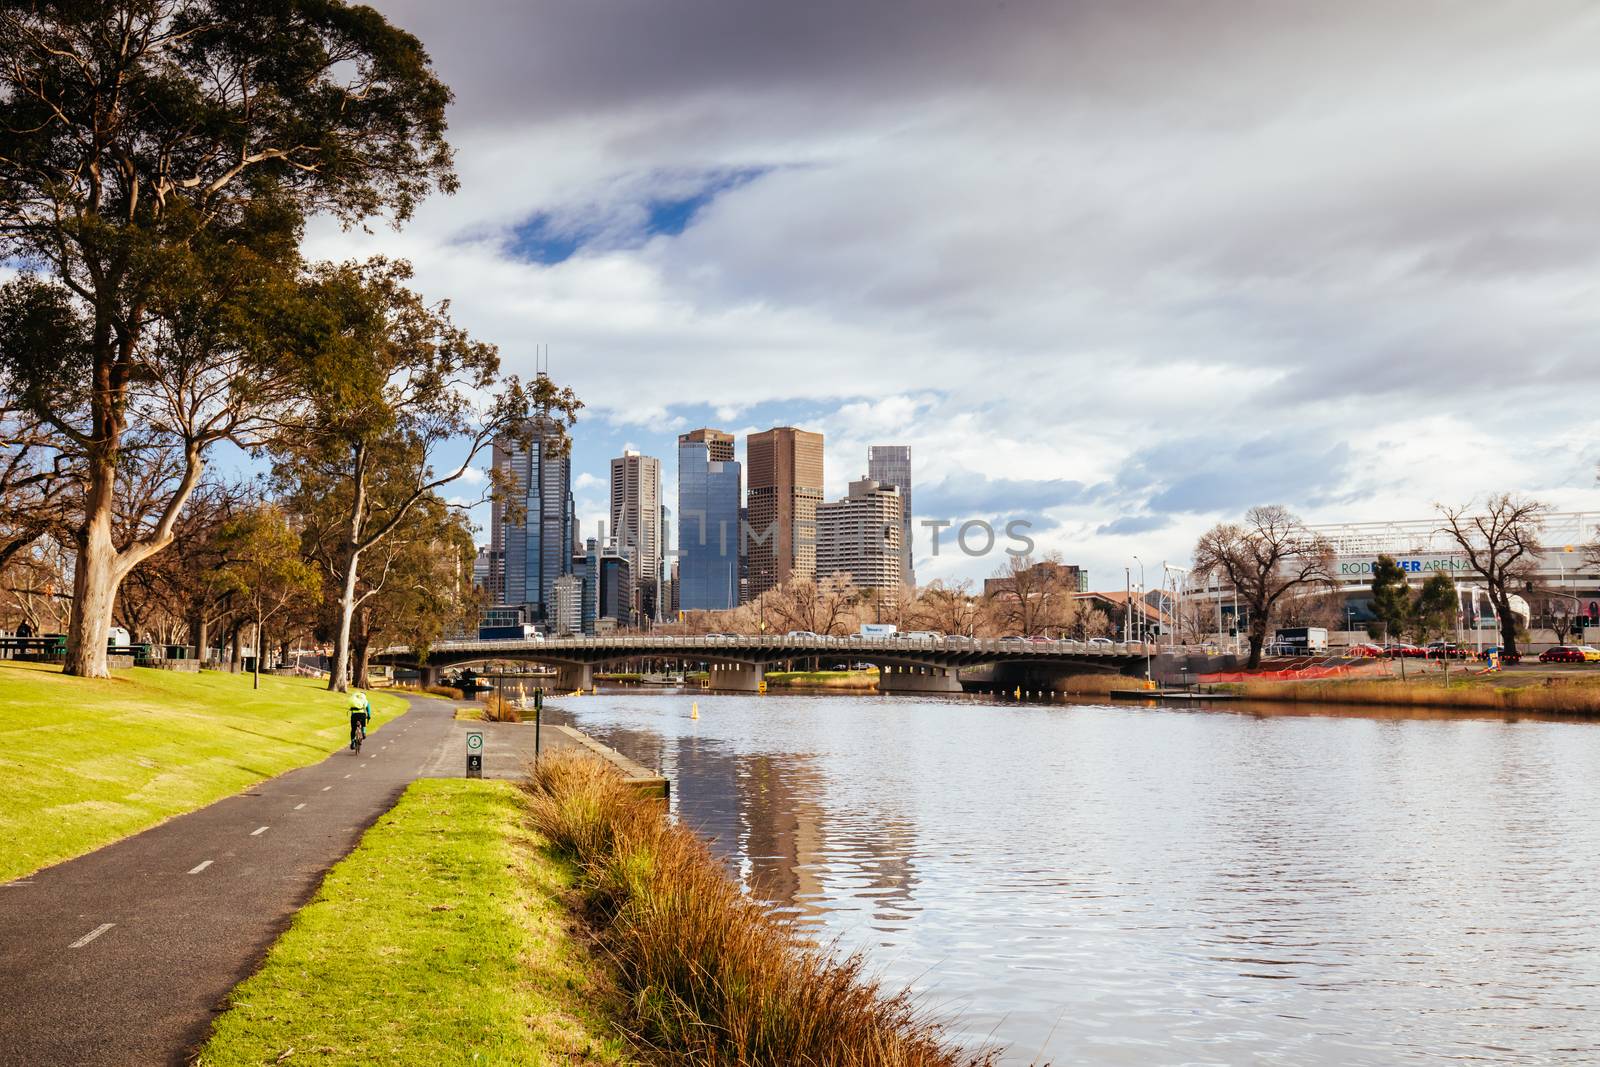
(550, 691), (1600, 1065)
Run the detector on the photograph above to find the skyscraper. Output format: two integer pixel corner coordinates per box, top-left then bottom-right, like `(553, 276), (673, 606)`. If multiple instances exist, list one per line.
(867, 445), (914, 588)
(489, 416), (573, 625)
(609, 450), (662, 622)
(746, 427), (824, 598)
(677, 428), (741, 611)
(816, 478), (904, 591)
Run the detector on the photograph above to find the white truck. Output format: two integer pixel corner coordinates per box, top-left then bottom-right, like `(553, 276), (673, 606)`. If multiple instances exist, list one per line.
(858, 623), (897, 638)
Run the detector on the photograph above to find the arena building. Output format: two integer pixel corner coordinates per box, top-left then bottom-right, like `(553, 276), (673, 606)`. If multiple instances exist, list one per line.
(1187, 512), (1600, 646)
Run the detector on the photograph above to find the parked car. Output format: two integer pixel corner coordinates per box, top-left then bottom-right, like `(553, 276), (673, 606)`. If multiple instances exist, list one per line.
(1087, 637), (1114, 646)
(1539, 645), (1585, 663)
(1383, 643), (1426, 658)
(1477, 646), (1522, 664)
(1000, 635), (1028, 642)
(1425, 642), (1470, 660)
(786, 630), (821, 639)
(1580, 646), (1600, 663)
(898, 630), (944, 640)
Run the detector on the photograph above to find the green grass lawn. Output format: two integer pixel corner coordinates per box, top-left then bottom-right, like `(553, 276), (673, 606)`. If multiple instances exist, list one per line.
(0, 661), (407, 882)
(196, 779), (633, 1067)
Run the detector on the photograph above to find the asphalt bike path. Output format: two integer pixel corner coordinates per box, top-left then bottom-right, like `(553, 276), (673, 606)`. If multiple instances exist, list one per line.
(0, 694), (457, 1067)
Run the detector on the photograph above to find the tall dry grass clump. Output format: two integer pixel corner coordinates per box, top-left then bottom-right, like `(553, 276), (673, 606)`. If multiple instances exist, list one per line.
(481, 692), (522, 722)
(522, 752), (996, 1066)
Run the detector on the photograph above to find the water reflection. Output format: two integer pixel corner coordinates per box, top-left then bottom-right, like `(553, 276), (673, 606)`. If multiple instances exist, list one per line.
(551, 692), (1600, 1065)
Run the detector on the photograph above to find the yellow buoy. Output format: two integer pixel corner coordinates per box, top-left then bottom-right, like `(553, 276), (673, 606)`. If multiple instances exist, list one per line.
(1014, 686), (1021, 700)
(691, 702), (699, 719)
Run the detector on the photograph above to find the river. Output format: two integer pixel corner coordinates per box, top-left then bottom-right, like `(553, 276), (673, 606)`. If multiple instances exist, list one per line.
(548, 691), (1600, 1065)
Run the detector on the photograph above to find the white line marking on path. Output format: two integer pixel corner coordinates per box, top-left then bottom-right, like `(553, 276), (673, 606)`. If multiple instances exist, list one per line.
(322, 786), (332, 791)
(250, 826), (269, 836)
(3, 880), (34, 888)
(70, 923), (115, 949)
(293, 803), (306, 810)
(188, 860), (213, 875)
(343, 774), (351, 779)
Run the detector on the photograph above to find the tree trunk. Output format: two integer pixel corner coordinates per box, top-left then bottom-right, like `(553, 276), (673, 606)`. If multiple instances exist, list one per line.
(253, 610), (262, 690)
(1246, 631), (1265, 669)
(230, 624), (243, 674)
(64, 462), (120, 678)
(353, 636), (372, 690)
(328, 546), (361, 693)
(1496, 593), (1519, 656)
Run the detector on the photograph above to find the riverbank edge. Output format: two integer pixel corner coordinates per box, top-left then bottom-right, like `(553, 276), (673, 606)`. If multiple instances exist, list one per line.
(523, 751), (995, 1066)
(1212, 675), (1600, 714)
(195, 778), (638, 1066)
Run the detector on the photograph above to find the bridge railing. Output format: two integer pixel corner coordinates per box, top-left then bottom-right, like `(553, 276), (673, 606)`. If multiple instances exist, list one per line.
(385, 635), (1154, 658)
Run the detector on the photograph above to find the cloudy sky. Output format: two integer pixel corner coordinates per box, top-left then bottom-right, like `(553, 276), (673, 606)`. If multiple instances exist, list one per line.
(308, 0), (1600, 588)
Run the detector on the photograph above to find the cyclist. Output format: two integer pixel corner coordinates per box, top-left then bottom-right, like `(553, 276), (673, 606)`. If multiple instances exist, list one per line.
(348, 689), (371, 750)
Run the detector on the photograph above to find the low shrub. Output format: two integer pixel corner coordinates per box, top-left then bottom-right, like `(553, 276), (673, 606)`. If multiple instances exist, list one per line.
(522, 752), (996, 1066)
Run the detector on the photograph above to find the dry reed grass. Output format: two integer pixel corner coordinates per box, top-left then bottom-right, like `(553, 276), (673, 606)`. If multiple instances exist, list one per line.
(521, 753), (998, 1066)
(1230, 675), (1600, 713)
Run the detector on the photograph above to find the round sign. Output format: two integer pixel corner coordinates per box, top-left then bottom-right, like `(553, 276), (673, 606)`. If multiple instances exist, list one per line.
(466, 733), (483, 751)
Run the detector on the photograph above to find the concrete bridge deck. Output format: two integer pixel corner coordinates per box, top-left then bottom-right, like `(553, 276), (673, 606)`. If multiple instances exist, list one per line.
(377, 634), (1157, 694)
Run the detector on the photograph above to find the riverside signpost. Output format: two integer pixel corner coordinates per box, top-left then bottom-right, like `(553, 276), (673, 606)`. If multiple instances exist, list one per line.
(466, 730), (483, 778)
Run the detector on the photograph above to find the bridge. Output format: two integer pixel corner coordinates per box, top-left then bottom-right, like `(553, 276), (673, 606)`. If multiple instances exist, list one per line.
(374, 634), (1156, 694)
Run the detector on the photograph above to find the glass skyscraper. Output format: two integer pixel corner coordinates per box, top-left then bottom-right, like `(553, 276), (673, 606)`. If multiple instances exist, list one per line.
(677, 428), (741, 611)
(868, 444), (914, 588)
(490, 416), (574, 625)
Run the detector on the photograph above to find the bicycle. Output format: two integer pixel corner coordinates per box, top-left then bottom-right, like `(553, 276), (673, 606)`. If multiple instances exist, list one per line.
(349, 717), (367, 753)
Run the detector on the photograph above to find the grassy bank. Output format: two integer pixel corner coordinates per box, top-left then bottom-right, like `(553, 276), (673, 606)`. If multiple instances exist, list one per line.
(197, 779), (630, 1066)
(1220, 672), (1600, 713)
(765, 669), (879, 690)
(0, 661), (406, 882)
(525, 752), (994, 1065)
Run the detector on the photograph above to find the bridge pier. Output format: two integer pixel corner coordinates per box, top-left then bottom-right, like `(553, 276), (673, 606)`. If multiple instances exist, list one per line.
(705, 661), (764, 692)
(876, 664), (963, 694)
(555, 663), (594, 692)
(419, 665), (439, 689)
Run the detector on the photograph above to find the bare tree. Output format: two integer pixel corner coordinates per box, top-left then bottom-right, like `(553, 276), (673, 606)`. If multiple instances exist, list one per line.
(1438, 494), (1548, 658)
(983, 554), (1076, 636)
(906, 580), (981, 636)
(1193, 505), (1336, 668)
(758, 575), (860, 636)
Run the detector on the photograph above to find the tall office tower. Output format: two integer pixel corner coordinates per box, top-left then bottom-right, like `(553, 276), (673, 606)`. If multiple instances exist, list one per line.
(867, 445), (914, 588)
(746, 427), (824, 598)
(552, 574), (583, 636)
(677, 428), (742, 610)
(816, 478), (904, 591)
(578, 538), (599, 635)
(472, 546), (490, 593)
(609, 450), (662, 622)
(489, 416), (573, 625)
(597, 544), (634, 629)
(660, 504), (672, 619)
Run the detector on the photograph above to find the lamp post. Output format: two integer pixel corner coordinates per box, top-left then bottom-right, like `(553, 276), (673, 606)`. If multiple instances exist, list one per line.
(1133, 555), (1148, 679)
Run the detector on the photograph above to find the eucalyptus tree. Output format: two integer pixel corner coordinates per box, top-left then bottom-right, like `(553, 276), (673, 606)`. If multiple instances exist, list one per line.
(0, 0), (455, 676)
(274, 258), (579, 691)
